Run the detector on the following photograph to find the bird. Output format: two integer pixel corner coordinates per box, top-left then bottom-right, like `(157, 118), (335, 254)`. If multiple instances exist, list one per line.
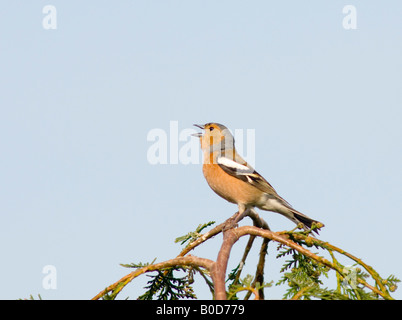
(192, 122), (323, 232)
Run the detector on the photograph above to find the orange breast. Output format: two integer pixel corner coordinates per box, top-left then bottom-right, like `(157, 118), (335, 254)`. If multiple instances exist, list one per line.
(202, 163), (263, 206)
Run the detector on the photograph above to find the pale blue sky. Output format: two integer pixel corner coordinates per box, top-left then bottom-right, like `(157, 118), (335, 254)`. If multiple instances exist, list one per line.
(1, 1), (401, 299)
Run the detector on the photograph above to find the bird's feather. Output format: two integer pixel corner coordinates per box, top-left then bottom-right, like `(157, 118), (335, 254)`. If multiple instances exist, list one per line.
(217, 156), (277, 195)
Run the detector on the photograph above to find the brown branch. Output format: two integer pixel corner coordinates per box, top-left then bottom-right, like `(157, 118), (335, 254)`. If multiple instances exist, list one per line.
(246, 209), (270, 230)
(291, 286), (310, 300)
(177, 212), (239, 258)
(235, 226), (393, 300)
(244, 209), (270, 300)
(211, 209), (273, 300)
(233, 209), (269, 287)
(244, 237), (269, 300)
(212, 227), (242, 299)
(237, 226), (346, 274)
(234, 235), (256, 285)
(287, 233), (393, 299)
(208, 224), (345, 300)
(92, 211), (395, 300)
(91, 255), (214, 300)
(229, 286), (260, 300)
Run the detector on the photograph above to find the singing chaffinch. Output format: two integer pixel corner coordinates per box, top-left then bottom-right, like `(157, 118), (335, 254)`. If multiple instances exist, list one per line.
(193, 122), (323, 231)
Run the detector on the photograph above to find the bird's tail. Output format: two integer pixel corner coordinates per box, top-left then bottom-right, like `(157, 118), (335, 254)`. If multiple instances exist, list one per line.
(289, 208), (324, 234)
(258, 194), (324, 233)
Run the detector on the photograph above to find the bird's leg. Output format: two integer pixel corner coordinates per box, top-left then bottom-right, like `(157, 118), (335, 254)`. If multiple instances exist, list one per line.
(223, 206), (251, 231)
(234, 205), (251, 224)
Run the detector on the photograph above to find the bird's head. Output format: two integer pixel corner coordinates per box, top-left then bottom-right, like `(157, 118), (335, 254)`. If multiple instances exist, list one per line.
(192, 123), (235, 153)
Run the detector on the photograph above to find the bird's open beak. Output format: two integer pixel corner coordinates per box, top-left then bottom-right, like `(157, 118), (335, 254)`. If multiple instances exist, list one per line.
(191, 124), (204, 137)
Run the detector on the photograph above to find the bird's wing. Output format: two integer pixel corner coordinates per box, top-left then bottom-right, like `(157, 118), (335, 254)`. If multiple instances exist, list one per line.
(216, 155), (279, 197)
(217, 154), (323, 232)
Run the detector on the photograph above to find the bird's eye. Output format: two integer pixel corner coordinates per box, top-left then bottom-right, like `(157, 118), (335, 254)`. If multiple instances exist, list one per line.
(209, 126), (214, 131)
